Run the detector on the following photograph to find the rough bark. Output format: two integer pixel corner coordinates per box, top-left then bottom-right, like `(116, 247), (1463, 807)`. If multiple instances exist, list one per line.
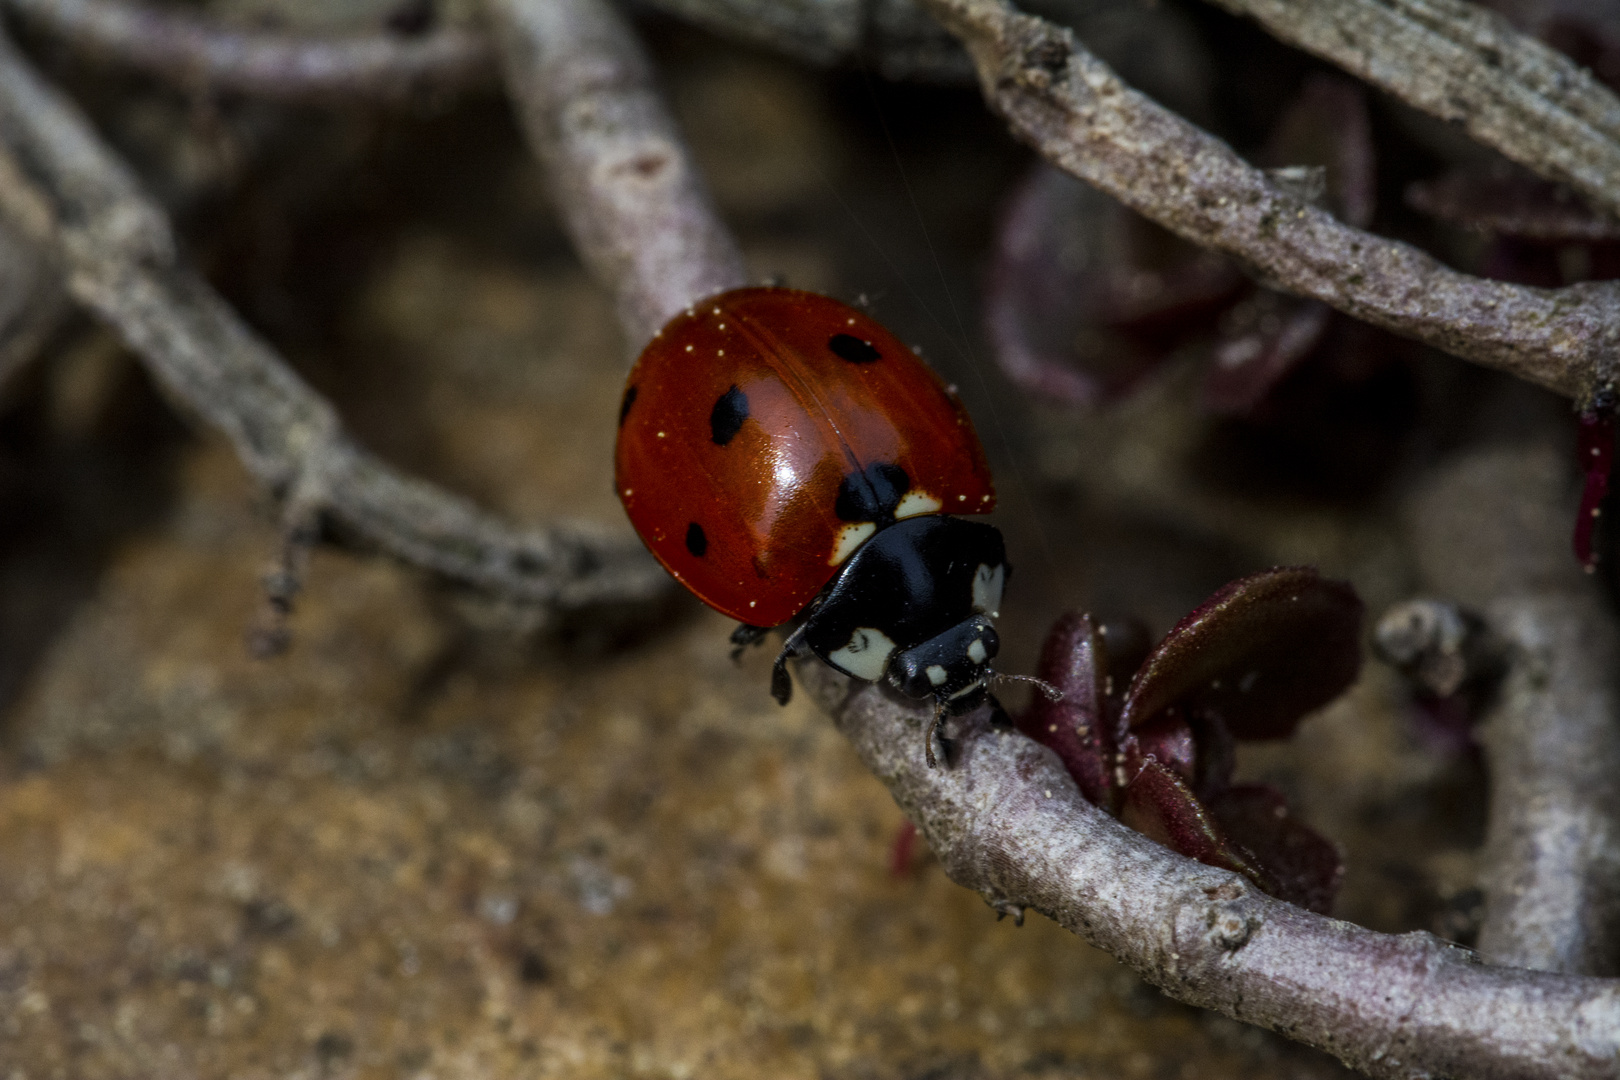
(918, 0), (1620, 403)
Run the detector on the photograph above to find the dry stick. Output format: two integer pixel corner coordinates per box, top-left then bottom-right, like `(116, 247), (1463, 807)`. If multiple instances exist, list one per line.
(1406, 445), (1620, 976)
(487, 0), (748, 348)
(916, 0), (1620, 404)
(3, 0), (495, 104)
(0, 26), (667, 614)
(795, 660), (1620, 1080)
(1204, 0), (1620, 221)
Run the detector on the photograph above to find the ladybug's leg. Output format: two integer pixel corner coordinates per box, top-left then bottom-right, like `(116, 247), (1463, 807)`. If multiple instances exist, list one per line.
(925, 699), (949, 769)
(770, 625), (808, 706)
(729, 623), (771, 662)
(984, 693), (1013, 730)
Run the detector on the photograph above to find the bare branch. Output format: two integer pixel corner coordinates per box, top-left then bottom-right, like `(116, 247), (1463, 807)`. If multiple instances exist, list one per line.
(1405, 445), (1620, 976)
(0, 25), (666, 615)
(795, 658), (1620, 1079)
(917, 0), (1620, 404)
(1203, 0), (1620, 221)
(489, 0), (748, 347)
(2, 0), (496, 104)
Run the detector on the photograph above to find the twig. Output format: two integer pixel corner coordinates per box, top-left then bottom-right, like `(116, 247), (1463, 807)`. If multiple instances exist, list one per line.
(916, 0), (1620, 404)
(1406, 445), (1620, 976)
(1202, 0), (1620, 221)
(1373, 598), (1498, 700)
(0, 24), (667, 615)
(2, 0), (496, 104)
(488, 0), (748, 347)
(795, 658), (1620, 1079)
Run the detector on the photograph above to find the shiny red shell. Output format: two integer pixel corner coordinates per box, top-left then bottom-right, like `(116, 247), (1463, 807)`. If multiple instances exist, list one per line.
(615, 287), (996, 627)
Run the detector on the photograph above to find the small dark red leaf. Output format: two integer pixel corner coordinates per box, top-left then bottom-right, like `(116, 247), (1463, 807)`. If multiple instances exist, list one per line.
(1119, 760), (1277, 894)
(1205, 784), (1343, 914)
(890, 819), (919, 878)
(1120, 567), (1364, 740)
(1120, 716), (1196, 787)
(1016, 612), (1117, 809)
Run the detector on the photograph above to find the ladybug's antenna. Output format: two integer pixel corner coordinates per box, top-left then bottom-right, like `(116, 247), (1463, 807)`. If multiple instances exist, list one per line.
(994, 672), (1063, 701)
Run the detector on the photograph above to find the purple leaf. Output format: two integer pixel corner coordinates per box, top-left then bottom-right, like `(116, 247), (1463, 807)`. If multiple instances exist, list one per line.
(1120, 567), (1364, 741)
(986, 163), (1241, 405)
(1015, 612), (1118, 810)
(1201, 75), (1373, 414)
(1407, 165), (1620, 242)
(1205, 784), (1344, 914)
(1119, 716), (1196, 788)
(1204, 294), (1333, 415)
(1119, 759), (1279, 895)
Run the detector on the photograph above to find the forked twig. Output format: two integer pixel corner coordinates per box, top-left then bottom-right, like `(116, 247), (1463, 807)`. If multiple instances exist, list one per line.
(0, 24), (666, 616)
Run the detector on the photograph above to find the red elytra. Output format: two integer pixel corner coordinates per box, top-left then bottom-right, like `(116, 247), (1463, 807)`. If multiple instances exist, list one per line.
(615, 287), (996, 628)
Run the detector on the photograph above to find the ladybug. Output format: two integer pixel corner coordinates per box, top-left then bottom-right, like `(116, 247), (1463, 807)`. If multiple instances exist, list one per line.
(615, 287), (1012, 765)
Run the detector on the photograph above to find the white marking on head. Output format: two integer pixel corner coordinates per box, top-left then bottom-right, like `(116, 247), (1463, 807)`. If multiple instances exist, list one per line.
(828, 627), (896, 682)
(926, 664), (949, 687)
(895, 491), (943, 519)
(972, 563), (1005, 618)
(829, 521), (877, 565)
(967, 637), (988, 665)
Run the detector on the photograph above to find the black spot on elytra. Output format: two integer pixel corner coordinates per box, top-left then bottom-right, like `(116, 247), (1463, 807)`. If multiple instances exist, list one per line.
(686, 522), (708, 557)
(835, 462), (910, 522)
(829, 334), (881, 364)
(710, 385), (748, 445)
(618, 384), (637, 426)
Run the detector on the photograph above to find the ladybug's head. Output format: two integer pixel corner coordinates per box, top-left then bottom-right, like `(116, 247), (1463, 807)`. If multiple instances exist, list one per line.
(889, 615), (1000, 706)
